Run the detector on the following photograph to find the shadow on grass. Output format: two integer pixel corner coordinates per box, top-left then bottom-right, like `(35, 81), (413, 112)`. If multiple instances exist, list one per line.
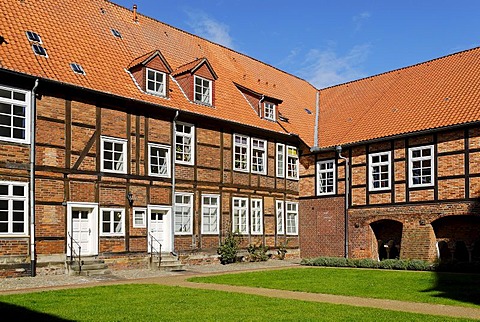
(423, 271), (480, 306)
(0, 302), (72, 322)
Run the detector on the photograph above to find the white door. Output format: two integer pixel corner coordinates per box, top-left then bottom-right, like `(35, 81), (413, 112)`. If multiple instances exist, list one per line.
(148, 206), (172, 253)
(72, 209), (91, 254)
(67, 203), (98, 256)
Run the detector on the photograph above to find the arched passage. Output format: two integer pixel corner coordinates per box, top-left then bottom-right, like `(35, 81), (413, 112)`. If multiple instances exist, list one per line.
(370, 219), (403, 260)
(432, 215), (480, 262)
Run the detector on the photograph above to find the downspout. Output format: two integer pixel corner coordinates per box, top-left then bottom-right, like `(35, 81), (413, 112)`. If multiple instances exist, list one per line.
(313, 91), (320, 148)
(336, 146), (349, 258)
(171, 111), (179, 255)
(30, 79), (39, 276)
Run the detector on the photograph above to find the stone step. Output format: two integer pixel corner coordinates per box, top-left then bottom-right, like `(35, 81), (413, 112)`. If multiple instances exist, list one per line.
(66, 256), (110, 276)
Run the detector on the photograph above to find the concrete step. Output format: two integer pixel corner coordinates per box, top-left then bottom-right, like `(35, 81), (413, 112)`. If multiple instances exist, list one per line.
(66, 256), (110, 276)
(149, 253), (185, 271)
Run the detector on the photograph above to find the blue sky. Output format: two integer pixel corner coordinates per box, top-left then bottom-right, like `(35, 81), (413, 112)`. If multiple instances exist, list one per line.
(115, 0), (480, 88)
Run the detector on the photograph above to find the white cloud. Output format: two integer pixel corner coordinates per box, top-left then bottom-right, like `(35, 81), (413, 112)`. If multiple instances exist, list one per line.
(186, 9), (234, 49)
(298, 44), (371, 88)
(353, 11), (371, 31)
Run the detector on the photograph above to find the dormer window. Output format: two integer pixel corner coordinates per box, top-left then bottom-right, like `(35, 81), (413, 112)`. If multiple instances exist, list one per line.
(127, 50), (172, 98)
(146, 68), (166, 96)
(264, 102), (276, 121)
(194, 76), (212, 105)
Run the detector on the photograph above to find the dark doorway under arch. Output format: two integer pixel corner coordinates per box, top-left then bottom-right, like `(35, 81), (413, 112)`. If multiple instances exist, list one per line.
(432, 215), (480, 262)
(370, 220), (403, 260)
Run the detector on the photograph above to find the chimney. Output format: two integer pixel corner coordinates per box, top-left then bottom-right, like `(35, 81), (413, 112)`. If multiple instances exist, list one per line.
(133, 4), (138, 22)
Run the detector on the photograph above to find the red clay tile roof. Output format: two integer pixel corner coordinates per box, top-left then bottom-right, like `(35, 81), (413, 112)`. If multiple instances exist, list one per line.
(0, 0), (316, 144)
(0, 0), (479, 149)
(317, 48), (480, 148)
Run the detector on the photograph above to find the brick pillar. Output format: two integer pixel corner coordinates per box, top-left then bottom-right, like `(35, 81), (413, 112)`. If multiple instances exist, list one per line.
(400, 222), (437, 261)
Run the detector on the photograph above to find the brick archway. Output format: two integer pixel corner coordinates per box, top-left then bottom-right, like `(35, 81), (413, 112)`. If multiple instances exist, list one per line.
(369, 219), (403, 260)
(432, 215), (480, 262)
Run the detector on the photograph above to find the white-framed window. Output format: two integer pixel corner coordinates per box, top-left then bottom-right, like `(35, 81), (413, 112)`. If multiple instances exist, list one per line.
(0, 85), (31, 144)
(148, 143), (170, 177)
(250, 198), (263, 235)
(174, 192), (193, 235)
(286, 146), (299, 180)
(251, 138), (267, 174)
(276, 143), (285, 178)
(276, 200), (285, 235)
(175, 122), (194, 165)
(317, 159), (336, 195)
(409, 145), (434, 187)
(194, 75), (212, 105)
(233, 134), (250, 172)
(286, 202), (298, 235)
(201, 194), (219, 234)
(0, 182), (28, 235)
(264, 102), (276, 121)
(369, 151), (391, 191)
(146, 68), (166, 96)
(133, 207), (146, 228)
(100, 208), (125, 236)
(232, 197), (248, 234)
(101, 136), (127, 174)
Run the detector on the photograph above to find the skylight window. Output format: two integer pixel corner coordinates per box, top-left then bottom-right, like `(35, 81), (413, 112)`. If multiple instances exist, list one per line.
(70, 63), (85, 75)
(32, 44), (47, 57)
(111, 29), (122, 38)
(26, 31), (42, 43)
(305, 108), (312, 115)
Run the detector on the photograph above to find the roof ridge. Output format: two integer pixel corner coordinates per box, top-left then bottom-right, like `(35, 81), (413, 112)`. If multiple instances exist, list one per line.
(104, 0), (318, 91)
(319, 46), (480, 91)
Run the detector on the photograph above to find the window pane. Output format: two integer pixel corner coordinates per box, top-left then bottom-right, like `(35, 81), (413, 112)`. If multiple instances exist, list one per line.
(0, 89), (11, 99)
(0, 102), (10, 114)
(0, 185), (8, 196)
(13, 223), (24, 233)
(0, 223), (7, 232)
(13, 185), (24, 196)
(0, 211), (7, 221)
(13, 92), (26, 101)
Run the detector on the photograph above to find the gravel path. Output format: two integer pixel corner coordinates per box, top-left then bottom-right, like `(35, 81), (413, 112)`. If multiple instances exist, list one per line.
(1, 259), (479, 320)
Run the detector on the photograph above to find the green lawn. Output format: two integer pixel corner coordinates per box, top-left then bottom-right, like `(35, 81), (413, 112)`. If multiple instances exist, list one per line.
(189, 267), (480, 308)
(0, 284), (473, 321)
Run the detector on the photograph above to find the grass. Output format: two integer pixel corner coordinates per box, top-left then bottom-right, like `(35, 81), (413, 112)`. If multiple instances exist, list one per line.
(0, 284), (473, 321)
(189, 267), (480, 308)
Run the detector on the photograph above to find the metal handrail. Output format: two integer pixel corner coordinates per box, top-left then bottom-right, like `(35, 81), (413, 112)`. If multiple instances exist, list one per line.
(148, 232), (162, 268)
(67, 232), (82, 273)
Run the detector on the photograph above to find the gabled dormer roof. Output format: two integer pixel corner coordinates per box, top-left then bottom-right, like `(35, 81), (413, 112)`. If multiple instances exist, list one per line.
(234, 83), (283, 104)
(173, 57), (218, 80)
(127, 49), (172, 73)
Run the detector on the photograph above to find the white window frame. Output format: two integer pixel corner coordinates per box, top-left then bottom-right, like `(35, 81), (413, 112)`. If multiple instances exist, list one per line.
(100, 208), (125, 236)
(251, 138), (267, 175)
(194, 75), (212, 105)
(316, 159), (336, 195)
(201, 194), (220, 235)
(409, 145), (435, 188)
(276, 200), (285, 235)
(100, 136), (127, 174)
(0, 181), (28, 236)
(369, 151), (391, 191)
(232, 197), (248, 234)
(276, 143), (285, 178)
(148, 143), (171, 177)
(233, 133), (250, 172)
(264, 102), (276, 121)
(0, 85), (31, 144)
(250, 198), (263, 235)
(146, 68), (166, 96)
(174, 192), (193, 235)
(175, 122), (195, 165)
(133, 207), (146, 228)
(286, 201), (298, 235)
(286, 145), (299, 180)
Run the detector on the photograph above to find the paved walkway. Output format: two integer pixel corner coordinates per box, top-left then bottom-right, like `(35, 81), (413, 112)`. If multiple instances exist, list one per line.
(1, 260), (480, 320)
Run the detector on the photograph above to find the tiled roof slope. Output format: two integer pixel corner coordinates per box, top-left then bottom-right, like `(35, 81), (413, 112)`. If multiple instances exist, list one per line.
(0, 0), (317, 144)
(1, 0), (479, 149)
(318, 47), (480, 148)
